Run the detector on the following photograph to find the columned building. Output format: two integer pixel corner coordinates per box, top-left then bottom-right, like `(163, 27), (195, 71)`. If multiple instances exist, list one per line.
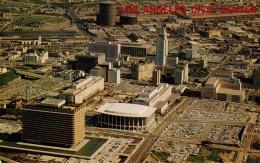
(97, 103), (156, 131)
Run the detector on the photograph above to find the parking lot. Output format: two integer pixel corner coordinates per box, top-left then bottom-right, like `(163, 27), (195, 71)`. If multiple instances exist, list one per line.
(154, 140), (202, 163)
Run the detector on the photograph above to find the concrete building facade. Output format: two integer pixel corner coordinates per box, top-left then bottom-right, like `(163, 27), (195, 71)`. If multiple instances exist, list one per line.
(201, 77), (245, 103)
(121, 43), (151, 58)
(88, 42), (120, 61)
(108, 68), (121, 85)
(131, 60), (155, 81)
(22, 98), (85, 148)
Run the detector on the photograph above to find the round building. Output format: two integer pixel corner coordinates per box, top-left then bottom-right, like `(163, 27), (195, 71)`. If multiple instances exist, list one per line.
(97, 103), (156, 131)
(120, 14), (137, 25)
(99, 1), (116, 26)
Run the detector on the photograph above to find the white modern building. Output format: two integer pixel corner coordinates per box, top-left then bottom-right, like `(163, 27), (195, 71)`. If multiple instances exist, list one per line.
(22, 51), (48, 63)
(23, 53), (39, 63)
(133, 83), (173, 114)
(97, 103), (157, 131)
(155, 28), (168, 67)
(59, 76), (104, 104)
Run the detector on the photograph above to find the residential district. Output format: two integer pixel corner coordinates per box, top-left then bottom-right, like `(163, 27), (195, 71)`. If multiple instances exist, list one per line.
(0, 0), (259, 162)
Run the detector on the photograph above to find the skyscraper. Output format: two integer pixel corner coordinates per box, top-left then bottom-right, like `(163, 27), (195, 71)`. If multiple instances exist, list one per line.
(156, 28), (168, 68)
(175, 69), (184, 85)
(176, 63), (189, 84)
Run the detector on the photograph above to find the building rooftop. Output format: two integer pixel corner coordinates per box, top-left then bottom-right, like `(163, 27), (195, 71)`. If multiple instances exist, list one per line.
(97, 103), (156, 117)
(176, 84), (187, 91)
(40, 98), (66, 108)
(217, 88), (245, 96)
(205, 77), (218, 86)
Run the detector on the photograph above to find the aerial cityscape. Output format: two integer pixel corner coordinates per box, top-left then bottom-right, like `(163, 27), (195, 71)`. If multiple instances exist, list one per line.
(0, 0), (259, 162)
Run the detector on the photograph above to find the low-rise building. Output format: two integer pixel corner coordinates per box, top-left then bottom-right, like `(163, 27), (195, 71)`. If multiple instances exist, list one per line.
(213, 70), (233, 79)
(59, 69), (85, 80)
(201, 77), (245, 103)
(133, 83), (173, 114)
(175, 85), (187, 94)
(59, 76), (104, 104)
(97, 103), (157, 131)
(22, 51), (48, 63)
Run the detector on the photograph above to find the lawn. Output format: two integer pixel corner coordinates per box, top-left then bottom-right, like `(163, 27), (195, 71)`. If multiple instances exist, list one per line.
(246, 156), (260, 163)
(0, 71), (20, 86)
(77, 137), (108, 156)
(151, 151), (170, 162)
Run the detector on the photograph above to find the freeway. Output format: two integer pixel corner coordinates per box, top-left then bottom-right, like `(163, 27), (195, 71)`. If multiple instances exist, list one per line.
(65, 8), (88, 37)
(14, 69), (45, 79)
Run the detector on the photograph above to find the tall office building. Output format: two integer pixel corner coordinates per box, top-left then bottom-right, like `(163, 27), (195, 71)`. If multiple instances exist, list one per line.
(22, 98), (86, 148)
(175, 69), (184, 85)
(155, 28), (168, 67)
(176, 63), (189, 83)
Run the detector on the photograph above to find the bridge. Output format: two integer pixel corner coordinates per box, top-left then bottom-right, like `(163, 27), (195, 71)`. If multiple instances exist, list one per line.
(14, 69), (45, 79)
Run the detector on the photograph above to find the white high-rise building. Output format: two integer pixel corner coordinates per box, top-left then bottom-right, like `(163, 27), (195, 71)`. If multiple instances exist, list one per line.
(156, 28), (168, 67)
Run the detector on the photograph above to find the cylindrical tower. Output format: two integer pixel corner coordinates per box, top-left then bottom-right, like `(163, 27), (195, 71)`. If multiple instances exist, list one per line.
(120, 14), (137, 25)
(99, 1), (116, 26)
